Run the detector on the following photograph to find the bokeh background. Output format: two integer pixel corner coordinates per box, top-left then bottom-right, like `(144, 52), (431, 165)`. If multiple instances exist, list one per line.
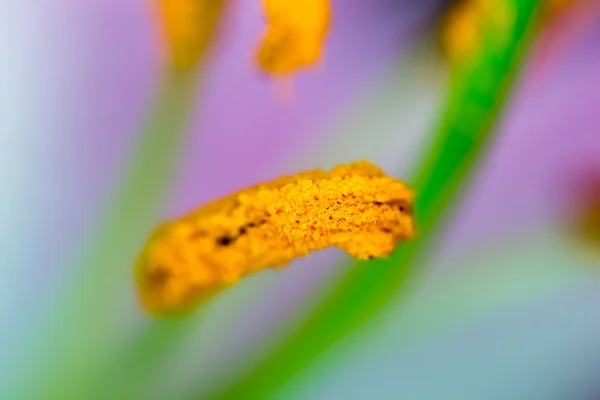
(2, 0), (600, 399)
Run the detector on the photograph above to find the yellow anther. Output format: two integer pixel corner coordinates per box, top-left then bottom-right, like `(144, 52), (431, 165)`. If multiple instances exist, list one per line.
(136, 161), (416, 316)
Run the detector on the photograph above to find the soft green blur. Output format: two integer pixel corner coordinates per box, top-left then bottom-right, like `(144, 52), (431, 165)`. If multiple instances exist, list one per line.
(31, 71), (201, 398)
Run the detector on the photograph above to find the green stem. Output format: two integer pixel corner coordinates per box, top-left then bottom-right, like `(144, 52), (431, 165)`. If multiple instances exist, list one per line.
(33, 70), (199, 399)
(86, 317), (199, 400)
(209, 2), (542, 399)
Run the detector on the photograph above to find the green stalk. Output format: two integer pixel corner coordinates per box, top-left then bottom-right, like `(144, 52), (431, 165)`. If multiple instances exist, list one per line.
(32, 69), (200, 399)
(210, 2), (542, 399)
(85, 317), (199, 400)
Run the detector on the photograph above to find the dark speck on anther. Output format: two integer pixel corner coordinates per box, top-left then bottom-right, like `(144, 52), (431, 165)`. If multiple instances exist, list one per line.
(148, 266), (170, 287)
(392, 200), (413, 215)
(216, 235), (235, 246)
(399, 202), (414, 215)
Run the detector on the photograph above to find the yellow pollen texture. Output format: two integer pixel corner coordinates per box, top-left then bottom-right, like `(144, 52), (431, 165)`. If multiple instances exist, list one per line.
(136, 161), (416, 316)
(255, 0), (331, 75)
